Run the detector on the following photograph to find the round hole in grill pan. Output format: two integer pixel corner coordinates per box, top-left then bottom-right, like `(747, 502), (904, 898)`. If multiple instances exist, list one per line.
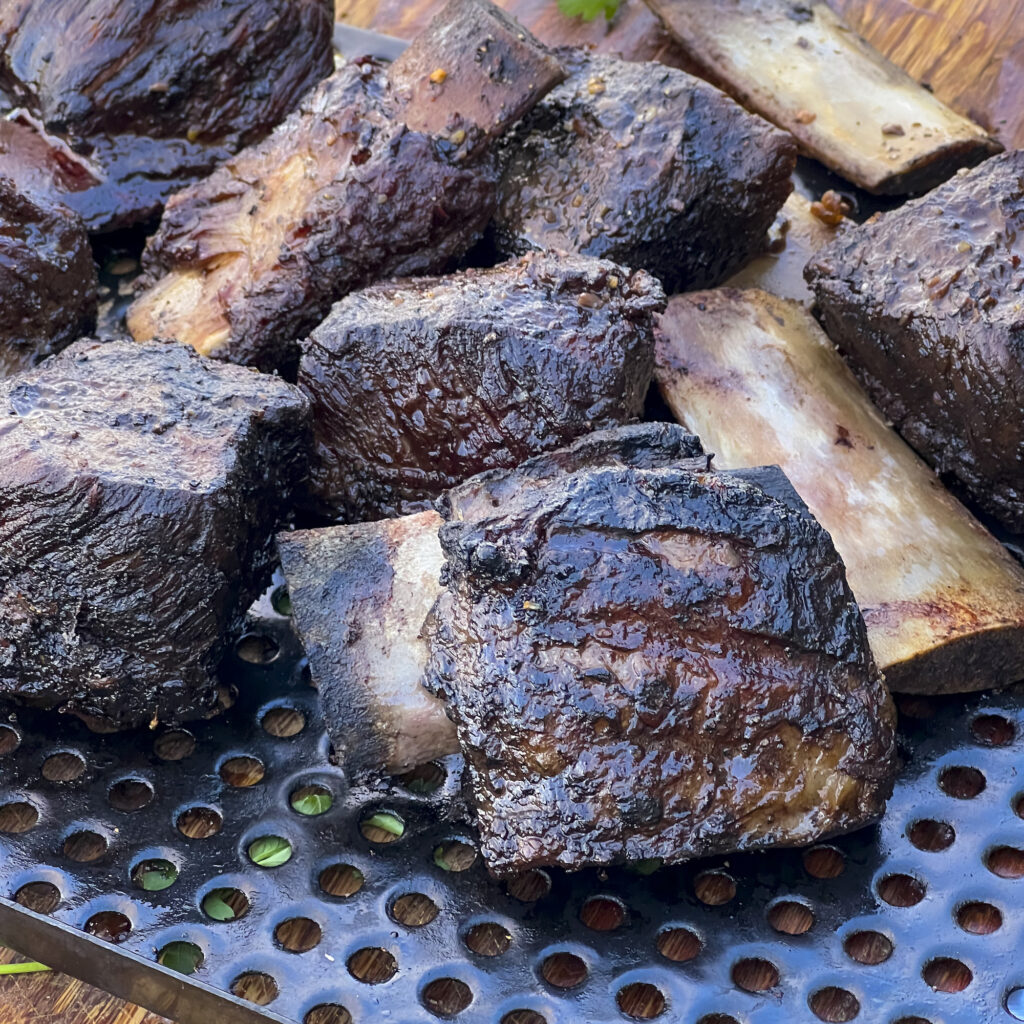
(421, 976), (473, 1016)
(922, 957), (972, 993)
(433, 838), (477, 872)
(63, 829), (107, 862)
(236, 632), (281, 665)
(261, 705), (306, 738)
(0, 801), (38, 834)
(876, 872), (926, 907)
(290, 783), (333, 816)
(693, 870), (736, 905)
(500, 1012), (546, 1024)
(540, 951), (588, 989)
(391, 892), (440, 928)
(1006, 988), (1024, 1020)
(938, 765), (986, 798)
(986, 845), (1024, 879)
(318, 862), (364, 898)
(906, 819), (955, 852)
(274, 916), (322, 953)
(152, 730), (195, 761)
(14, 880), (60, 914)
(201, 886), (250, 921)
(579, 895), (626, 931)
(617, 982), (667, 1019)
(767, 899), (814, 935)
(803, 845), (846, 879)
(0, 724), (20, 756)
(656, 926), (702, 962)
(347, 946), (398, 984)
(398, 761), (447, 794)
(219, 755), (265, 788)
(808, 987), (859, 1022)
(506, 869), (551, 902)
(131, 858), (178, 892)
(694, 1016), (740, 1024)
(304, 1006), (352, 1024)
(176, 805), (222, 839)
(157, 941), (203, 975)
(730, 957), (780, 993)
(108, 777), (154, 812)
(464, 921), (512, 956)
(955, 900), (1002, 934)
(843, 929), (893, 965)
(359, 809), (405, 845)
(970, 713), (1015, 746)
(84, 910), (132, 943)
(230, 971), (279, 1005)
(41, 751), (86, 782)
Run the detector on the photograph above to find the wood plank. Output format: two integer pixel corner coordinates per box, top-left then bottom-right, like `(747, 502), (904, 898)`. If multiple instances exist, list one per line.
(336, 0), (1024, 149)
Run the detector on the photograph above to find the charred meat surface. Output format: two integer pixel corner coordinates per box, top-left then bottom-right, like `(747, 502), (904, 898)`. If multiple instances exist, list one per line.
(277, 512), (458, 779)
(0, 177), (96, 377)
(657, 288), (1024, 694)
(806, 151), (1024, 532)
(128, 0), (564, 372)
(0, 338), (309, 728)
(0, 0), (334, 231)
(494, 51), (796, 293)
(644, 0), (1000, 195)
(299, 251), (662, 521)
(423, 423), (897, 876)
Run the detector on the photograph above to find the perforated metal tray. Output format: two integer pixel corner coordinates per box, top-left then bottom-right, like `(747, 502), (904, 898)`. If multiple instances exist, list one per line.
(1, 579), (1024, 1024)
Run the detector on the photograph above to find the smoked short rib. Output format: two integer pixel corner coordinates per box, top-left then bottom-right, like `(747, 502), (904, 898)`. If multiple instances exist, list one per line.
(128, 0), (564, 372)
(299, 251), (662, 521)
(806, 150), (1024, 532)
(424, 423), (897, 876)
(0, 0), (334, 231)
(0, 177), (96, 377)
(494, 51), (796, 293)
(0, 338), (309, 728)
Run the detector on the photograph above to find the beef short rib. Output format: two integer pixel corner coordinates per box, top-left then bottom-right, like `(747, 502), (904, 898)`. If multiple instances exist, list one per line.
(494, 51), (796, 293)
(806, 150), (1024, 532)
(0, 338), (309, 728)
(0, 0), (335, 231)
(128, 0), (564, 372)
(299, 250), (662, 521)
(0, 177), (96, 377)
(424, 423), (896, 875)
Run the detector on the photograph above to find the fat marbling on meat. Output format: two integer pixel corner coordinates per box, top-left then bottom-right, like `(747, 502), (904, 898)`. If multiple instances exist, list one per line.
(0, 338), (309, 729)
(423, 423), (897, 876)
(0, 177), (96, 377)
(806, 150), (1024, 532)
(298, 250), (662, 521)
(494, 51), (797, 293)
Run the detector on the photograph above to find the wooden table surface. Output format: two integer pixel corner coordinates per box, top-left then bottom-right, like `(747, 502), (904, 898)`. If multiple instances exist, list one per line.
(4, 0), (1022, 1020)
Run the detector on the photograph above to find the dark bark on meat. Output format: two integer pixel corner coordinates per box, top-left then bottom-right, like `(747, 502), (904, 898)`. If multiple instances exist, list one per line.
(494, 51), (796, 293)
(298, 251), (662, 521)
(0, 177), (96, 377)
(806, 150), (1024, 532)
(0, 338), (309, 728)
(128, 0), (564, 373)
(424, 423), (897, 876)
(0, 0), (334, 231)
(277, 512), (459, 778)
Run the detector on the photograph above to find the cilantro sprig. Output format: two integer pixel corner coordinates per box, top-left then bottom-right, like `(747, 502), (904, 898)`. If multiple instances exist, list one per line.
(558, 0), (622, 21)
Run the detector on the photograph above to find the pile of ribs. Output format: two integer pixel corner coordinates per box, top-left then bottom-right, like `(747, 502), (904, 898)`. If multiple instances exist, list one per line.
(1, 0), (1022, 879)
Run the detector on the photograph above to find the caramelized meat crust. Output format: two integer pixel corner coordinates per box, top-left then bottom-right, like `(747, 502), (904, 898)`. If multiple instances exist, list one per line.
(806, 151), (1024, 531)
(129, 0), (564, 372)
(299, 251), (663, 521)
(0, 338), (309, 728)
(424, 424), (896, 876)
(494, 51), (797, 292)
(0, 177), (96, 377)
(0, 0), (334, 230)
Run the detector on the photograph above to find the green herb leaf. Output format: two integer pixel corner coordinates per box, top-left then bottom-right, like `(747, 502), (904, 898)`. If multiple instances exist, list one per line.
(137, 859), (178, 892)
(557, 0), (621, 21)
(0, 962), (50, 975)
(290, 788), (332, 816)
(158, 942), (203, 975)
(627, 858), (663, 876)
(248, 835), (293, 867)
(202, 891), (237, 921)
(433, 846), (453, 871)
(364, 813), (405, 837)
